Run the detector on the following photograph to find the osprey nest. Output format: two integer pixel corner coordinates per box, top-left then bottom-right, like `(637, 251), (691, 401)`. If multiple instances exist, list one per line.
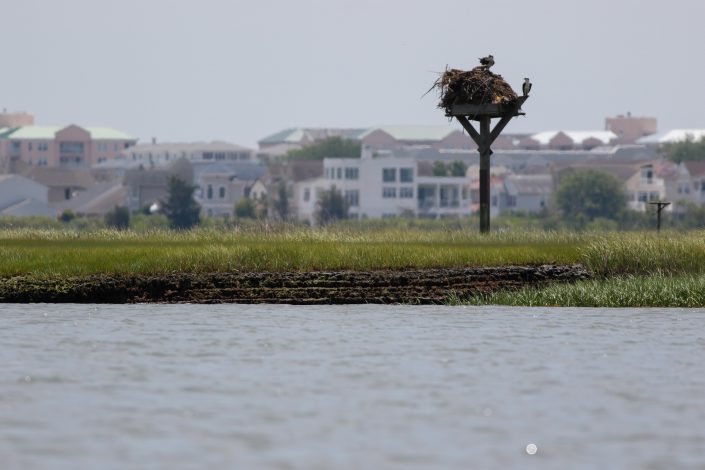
(432, 66), (518, 114)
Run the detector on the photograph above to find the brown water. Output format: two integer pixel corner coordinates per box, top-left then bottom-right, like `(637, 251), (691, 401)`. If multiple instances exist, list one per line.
(1, 304), (704, 469)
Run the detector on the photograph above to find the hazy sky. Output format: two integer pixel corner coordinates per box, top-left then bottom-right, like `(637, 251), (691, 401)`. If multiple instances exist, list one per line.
(2, 0), (704, 147)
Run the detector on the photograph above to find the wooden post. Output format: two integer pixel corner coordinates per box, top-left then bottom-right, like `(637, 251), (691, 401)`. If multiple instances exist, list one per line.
(649, 201), (671, 232)
(479, 117), (491, 233)
(450, 96), (528, 234)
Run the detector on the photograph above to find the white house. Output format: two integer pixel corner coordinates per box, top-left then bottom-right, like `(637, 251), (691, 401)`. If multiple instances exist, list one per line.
(293, 151), (471, 223)
(293, 177), (329, 224)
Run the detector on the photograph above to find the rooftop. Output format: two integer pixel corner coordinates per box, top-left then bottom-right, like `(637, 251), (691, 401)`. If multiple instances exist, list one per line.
(126, 141), (253, 153)
(359, 125), (460, 142)
(258, 128), (365, 145)
(530, 130), (617, 145)
(637, 129), (705, 145)
(3, 125), (136, 141)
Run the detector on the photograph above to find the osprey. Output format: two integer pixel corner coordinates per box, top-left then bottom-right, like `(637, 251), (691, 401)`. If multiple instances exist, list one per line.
(522, 77), (532, 96)
(479, 54), (494, 69)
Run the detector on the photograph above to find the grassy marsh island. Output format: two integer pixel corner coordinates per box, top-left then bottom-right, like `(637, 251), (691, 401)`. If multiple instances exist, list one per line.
(1, 227), (704, 305)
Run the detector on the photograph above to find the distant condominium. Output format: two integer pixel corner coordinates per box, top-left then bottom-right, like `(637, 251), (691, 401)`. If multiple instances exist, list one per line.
(0, 111), (136, 172)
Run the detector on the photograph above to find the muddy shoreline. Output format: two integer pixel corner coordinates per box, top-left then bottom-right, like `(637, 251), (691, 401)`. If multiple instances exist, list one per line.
(0, 265), (590, 304)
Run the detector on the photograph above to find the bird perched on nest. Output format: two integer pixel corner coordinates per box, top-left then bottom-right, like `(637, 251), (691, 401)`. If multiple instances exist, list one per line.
(522, 78), (532, 96)
(479, 54), (494, 70)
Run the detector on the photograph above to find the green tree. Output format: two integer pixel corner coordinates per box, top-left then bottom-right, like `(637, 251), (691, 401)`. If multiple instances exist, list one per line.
(316, 186), (349, 225)
(661, 137), (705, 163)
(286, 137), (361, 161)
(162, 176), (200, 229)
(104, 205), (130, 230)
(432, 161), (448, 176)
(449, 160), (467, 177)
(235, 198), (257, 219)
(273, 182), (289, 220)
(555, 169), (626, 224)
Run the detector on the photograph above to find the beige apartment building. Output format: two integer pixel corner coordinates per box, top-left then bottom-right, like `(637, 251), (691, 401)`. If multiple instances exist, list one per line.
(0, 111), (137, 171)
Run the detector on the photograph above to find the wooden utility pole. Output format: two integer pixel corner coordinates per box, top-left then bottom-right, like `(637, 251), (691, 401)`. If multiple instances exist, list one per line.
(648, 201), (671, 232)
(450, 96), (528, 233)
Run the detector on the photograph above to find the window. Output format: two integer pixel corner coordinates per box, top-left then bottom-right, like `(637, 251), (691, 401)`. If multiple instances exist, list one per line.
(207, 185), (213, 200)
(507, 195), (517, 207)
(304, 188), (311, 202)
(638, 192), (648, 202)
(440, 187), (460, 207)
(641, 167), (653, 183)
(38, 142), (48, 151)
(382, 168), (396, 182)
(344, 189), (359, 207)
(28, 142), (33, 151)
(336, 168), (342, 179)
(399, 187), (414, 198)
(60, 141), (85, 155)
(400, 168), (413, 183)
(219, 186), (226, 199)
(382, 187), (396, 198)
(649, 192), (660, 201)
(345, 167), (359, 180)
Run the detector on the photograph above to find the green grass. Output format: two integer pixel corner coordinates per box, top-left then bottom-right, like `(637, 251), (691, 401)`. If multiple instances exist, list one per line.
(0, 227), (583, 277)
(462, 275), (705, 308)
(2, 227), (705, 282)
(4, 226), (705, 307)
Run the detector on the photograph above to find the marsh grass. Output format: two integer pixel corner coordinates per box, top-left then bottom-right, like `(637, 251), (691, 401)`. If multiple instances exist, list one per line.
(581, 232), (705, 275)
(463, 275), (705, 308)
(1, 227), (704, 279)
(0, 227), (583, 277)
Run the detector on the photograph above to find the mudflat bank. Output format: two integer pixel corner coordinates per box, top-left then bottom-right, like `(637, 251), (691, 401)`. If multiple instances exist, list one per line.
(0, 264), (589, 304)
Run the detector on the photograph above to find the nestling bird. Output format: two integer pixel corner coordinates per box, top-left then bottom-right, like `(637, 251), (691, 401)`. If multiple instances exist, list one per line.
(479, 54), (494, 70)
(522, 77), (532, 96)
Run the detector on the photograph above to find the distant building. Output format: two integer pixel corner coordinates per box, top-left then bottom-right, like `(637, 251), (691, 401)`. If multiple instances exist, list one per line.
(257, 125), (475, 159)
(120, 141), (257, 168)
(529, 130), (618, 150)
(54, 182), (128, 217)
(0, 110), (35, 128)
(257, 128), (365, 157)
(25, 167), (96, 203)
(195, 162), (267, 218)
(124, 159), (193, 212)
(0, 124), (137, 171)
(293, 153), (471, 223)
(605, 113), (657, 144)
(502, 174), (553, 213)
(0, 174), (54, 217)
(359, 126), (473, 151)
(637, 129), (705, 145)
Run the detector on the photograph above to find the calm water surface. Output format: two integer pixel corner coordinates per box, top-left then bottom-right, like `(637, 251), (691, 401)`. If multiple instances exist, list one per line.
(1, 304), (705, 469)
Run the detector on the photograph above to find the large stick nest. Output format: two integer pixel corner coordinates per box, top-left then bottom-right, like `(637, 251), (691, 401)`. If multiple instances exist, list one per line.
(431, 66), (519, 114)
